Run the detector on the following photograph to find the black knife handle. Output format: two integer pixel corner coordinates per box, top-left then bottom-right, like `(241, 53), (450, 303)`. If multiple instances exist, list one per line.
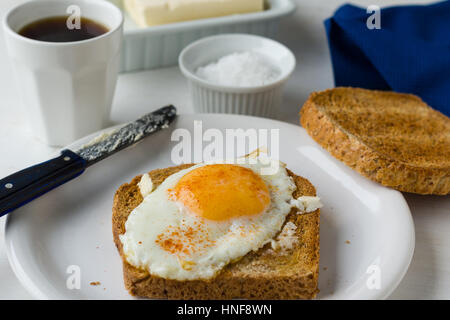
(0, 150), (87, 217)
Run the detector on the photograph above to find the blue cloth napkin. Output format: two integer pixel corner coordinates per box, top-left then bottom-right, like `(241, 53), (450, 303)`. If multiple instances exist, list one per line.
(325, 1), (450, 116)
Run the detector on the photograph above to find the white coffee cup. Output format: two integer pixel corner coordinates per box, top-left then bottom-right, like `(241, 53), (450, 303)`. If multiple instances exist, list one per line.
(3, 0), (123, 146)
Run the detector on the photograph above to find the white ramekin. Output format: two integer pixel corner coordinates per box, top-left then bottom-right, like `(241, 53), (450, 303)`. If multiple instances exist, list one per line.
(179, 34), (296, 118)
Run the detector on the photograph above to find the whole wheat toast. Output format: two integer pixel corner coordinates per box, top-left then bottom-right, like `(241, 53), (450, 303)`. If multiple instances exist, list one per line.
(300, 87), (450, 195)
(112, 164), (320, 299)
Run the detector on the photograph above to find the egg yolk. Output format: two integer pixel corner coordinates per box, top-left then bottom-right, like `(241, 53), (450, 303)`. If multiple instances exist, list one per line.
(171, 164), (271, 221)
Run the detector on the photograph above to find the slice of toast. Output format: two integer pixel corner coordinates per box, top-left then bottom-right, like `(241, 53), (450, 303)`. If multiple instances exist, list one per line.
(300, 87), (450, 195)
(112, 164), (320, 299)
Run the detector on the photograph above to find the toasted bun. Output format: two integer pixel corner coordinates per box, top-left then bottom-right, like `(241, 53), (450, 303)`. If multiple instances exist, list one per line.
(112, 164), (320, 299)
(300, 87), (450, 195)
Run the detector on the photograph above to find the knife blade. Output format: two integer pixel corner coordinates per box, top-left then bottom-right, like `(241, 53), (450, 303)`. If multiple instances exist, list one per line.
(0, 105), (177, 217)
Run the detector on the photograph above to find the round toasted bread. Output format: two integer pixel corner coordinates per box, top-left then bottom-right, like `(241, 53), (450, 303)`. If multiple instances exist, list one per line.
(300, 87), (450, 195)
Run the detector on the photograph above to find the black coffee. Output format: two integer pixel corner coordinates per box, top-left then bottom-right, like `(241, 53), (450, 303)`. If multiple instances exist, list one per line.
(18, 16), (108, 42)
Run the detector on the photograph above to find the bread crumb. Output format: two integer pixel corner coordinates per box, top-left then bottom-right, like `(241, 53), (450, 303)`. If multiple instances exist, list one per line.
(323, 267), (328, 271)
(345, 240), (351, 244)
(90, 281), (101, 286)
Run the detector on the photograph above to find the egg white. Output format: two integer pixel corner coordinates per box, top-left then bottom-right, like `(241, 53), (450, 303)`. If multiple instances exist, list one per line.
(119, 158), (297, 281)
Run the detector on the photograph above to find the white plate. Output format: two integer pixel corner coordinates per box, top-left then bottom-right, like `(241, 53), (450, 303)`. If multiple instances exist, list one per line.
(4, 114), (415, 300)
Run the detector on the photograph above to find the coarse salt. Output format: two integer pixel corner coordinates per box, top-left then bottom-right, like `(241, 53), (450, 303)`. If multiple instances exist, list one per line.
(195, 51), (279, 87)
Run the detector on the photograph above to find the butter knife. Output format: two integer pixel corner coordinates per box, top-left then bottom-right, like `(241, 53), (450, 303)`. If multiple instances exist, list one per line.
(0, 105), (177, 217)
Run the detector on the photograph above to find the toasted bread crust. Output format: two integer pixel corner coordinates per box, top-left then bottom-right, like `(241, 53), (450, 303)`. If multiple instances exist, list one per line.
(300, 88), (450, 195)
(112, 165), (320, 299)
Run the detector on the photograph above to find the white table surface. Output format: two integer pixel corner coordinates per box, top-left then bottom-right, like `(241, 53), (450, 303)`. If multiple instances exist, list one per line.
(0, 0), (448, 300)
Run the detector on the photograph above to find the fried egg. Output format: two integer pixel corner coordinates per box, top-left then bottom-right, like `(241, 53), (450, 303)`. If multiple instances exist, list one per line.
(119, 157), (320, 280)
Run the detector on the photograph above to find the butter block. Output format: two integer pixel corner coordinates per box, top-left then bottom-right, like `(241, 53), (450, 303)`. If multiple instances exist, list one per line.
(124, 0), (264, 27)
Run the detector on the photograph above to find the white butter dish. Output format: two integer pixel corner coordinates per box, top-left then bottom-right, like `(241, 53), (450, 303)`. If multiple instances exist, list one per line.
(108, 0), (295, 72)
(179, 34), (296, 118)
